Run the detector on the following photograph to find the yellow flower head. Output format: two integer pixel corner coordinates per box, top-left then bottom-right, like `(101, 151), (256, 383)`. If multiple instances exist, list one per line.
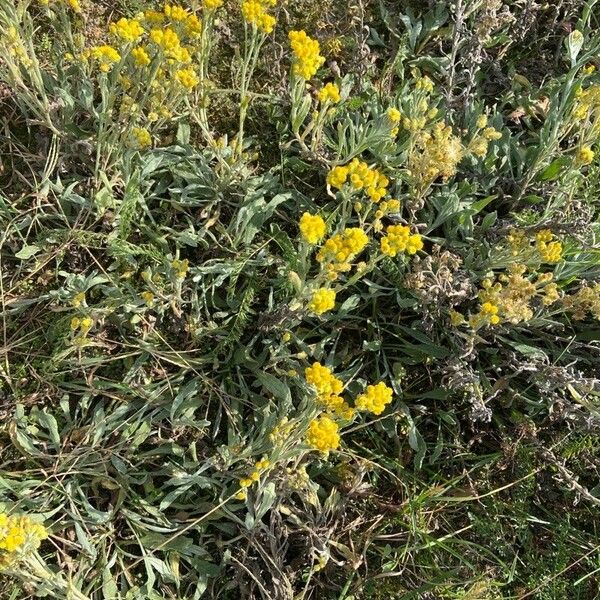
(306, 414), (340, 452)
(387, 107), (401, 123)
(327, 165), (349, 189)
(380, 225), (423, 257)
(109, 18), (144, 43)
(305, 362), (343, 397)
(308, 288), (336, 315)
(317, 82), (341, 104)
(90, 45), (121, 72)
(176, 67), (199, 89)
(288, 30), (325, 80)
(317, 227), (369, 268)
(355, 382), (393, 415)
(131, 46), (151, 67)
(577, 146), (595, 165)
(150, 27), (181, 52)
(130, 127), (152, 149)
(0, 513), (48, 562)
(242, 1), (277, 34)
(203, 0), (223, 9)
(299, 212), (326, 244)
(164, 4), (189, 20)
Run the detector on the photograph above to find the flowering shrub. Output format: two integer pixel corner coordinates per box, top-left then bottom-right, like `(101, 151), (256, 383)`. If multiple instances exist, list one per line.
(1, 1), (600, 599)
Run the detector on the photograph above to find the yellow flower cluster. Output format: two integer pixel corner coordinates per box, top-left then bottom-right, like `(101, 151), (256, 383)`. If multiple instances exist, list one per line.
(4, 27), (34, 69)
(288, 30), (325, 80)
(70, 316), (93, 335)
(88, 45), (121, 72)
(387, 107), (401, 136)
(171, 258), (189, 279)
(308, 288), (336, 314)
(468, 115), (503, 157)
(176, 66), (200, 89)
(130, 127), (152, 149)
(327, 159), (389, 202)
(304, 362), (353, 419)
(408, 122), (464, 186)
(317, 227), (369, 278)
(467, 265), (559, 327)
(109, 18), (144, 43)
(563, 284), (600, 320)
(577, 145), (595, 165)
(415, 75), (434, 92)
(355, 382), (394, 415)
(38, 0), (81, 12)
(572, 84), (600, 124)
(164, 3), (190, 20)
(242, 0), (277, 34)
(317, 82), (340, 104)
(0, 512), (47, 567)
(237, 457), (271, 500)
(306, 414), (340, 452)
(535, 230), (563, 263)
(380, 225), (424, 257)
(507, 228), (563, 264)
(299, 212), (326, 244)
(203, 0), (224, 10)
(305, 362), (343, 396)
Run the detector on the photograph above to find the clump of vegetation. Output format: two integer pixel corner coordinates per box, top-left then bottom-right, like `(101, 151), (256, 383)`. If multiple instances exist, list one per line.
(1, 0), (599, 598)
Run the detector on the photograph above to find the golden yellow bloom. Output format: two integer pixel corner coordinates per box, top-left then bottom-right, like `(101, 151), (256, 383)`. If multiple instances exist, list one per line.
(90, 45), (121, 72)
(176, 67), (199, 89)
(150, 28), (181, 52)
(109, 18), (144, 43)
(380, 225), (423, 257)
(387, 107), (401, 123)
(242, 1), (276, 34)
(131, 46), (151, 67)
(317, 227), (369, 270)
(255, 458), (271, 470)
(305, 362), (343, 397)
(0, 512), (48, 565)
(306, 414), (340, 452)
(535, 231), (563, 263)
(476, 114), (488, 129)
(308, 288), (336, 314)
(185, 14), (203, 35)
(317, 82), (341, 104)
(355, 382), (393, 415)
(299, 212), (326, 244)
(130, 127), (152, 149)
(164, 4), (189, 20)
(327, 165), (349, 189)
(288, 30), (325, 80)
(577, 146), (595, 165)
(203, 0), (224, 10)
